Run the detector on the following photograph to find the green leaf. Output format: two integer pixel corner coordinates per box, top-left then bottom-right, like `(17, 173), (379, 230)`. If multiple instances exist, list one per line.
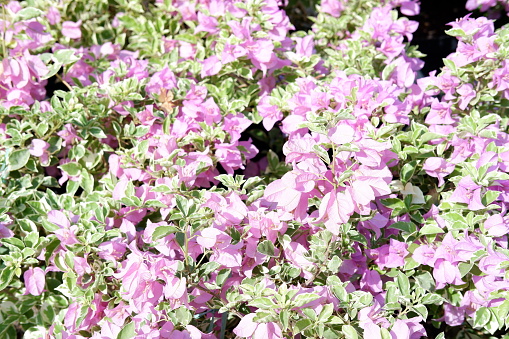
(152, 225), (178, 241)
(8, 149), (30, 171)
(249, 297), (276, 309)
(60, 162), (81, 176)
(414, 272), (435, 291)
(396, 272), (410, 297)
(175, 195), (190, 216)
(482, 190), (500, 206)
(419, 224), (444, 235)
(412, 304), (428, 319)
(400, 160), (418, 183)
(116, 321), (135, 339)
(389, 221), (416, 234)
(88, 127), (107, 139)
(15, 7), (43, 20)
(0, 266), (15, 291)
(342, 325), (359, 339)
(295, 318), (312, 333)
(292, 293), (320, 308)
(216, 269), (231, 286)
(257, 240), (276, 257)
(474, 307), (491, 328)
(421, 293), (445, 305)
(175, 307), (192, 326)
(279, 309), (289, 331)
(199, 262), (221, 278)
(318, 304), (334, 322)
(253, 311), (276, 323)
(53, 49), (79, 65)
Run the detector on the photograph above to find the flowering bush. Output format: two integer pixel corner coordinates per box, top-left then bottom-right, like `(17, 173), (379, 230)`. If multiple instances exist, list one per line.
(2, 0), (509, 338)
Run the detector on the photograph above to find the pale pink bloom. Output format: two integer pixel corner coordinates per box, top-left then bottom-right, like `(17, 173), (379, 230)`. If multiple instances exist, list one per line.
(24, 267), (45, 295)
(433, 259), (464, 289)
(399, 1), (420, 16)
(423, 157), (455, 187)
(456, 83), (476, 110)
(294, 35), (315, 57)
(62, 20), (82, 39)
(211, 242), (244, 268)
(316, 189), (355, 235)
(390, 317), (425, 339)
(449, 176), (484, 210)
(285, 241), (314, 279)
(320, 0), (344, 17)
(97, 238), (127, 261)
(201, 55), (222, 77)
(221, 44), (247, 64)
(233, 313), (283, 339)
(194, 12), (218, 34)
(329, 124), (355, 144)
(258, 96), (283, 131)
(47, 7), (61, 25)
(28, 138), (50, 165)
(484, 214), (509, 237)
(412, 244), (436, 266)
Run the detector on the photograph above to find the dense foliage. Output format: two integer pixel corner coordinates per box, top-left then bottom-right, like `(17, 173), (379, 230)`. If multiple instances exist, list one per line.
(2, 0), (509, 338)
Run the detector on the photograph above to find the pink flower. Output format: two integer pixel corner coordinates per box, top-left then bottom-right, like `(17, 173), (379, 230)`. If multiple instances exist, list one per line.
(201, 55), (222, 77)
(399, 1), (420, 16)
(423, 157), (455, 187)
(233, 313), (283, 339)
(62, 20), (82, 39)
(484, 214), (509, 237)
(24, 267), (45, 295)
(28, 138), (50, 165)
(449, 176), (484, 210)
(320, 0), (344, 17)
(98, 239), (127, 261)
(294, 35), (315, 57)
(412, 244), (436, 266)
(433, 259), (464, 289)
(425, 99), (455, 125)
(258, 96), (283, 131)
(456, 83), (476, 110)
(47, 6), (61, 25)
(194, 12), (219, 34)
(317, 189), (355, 235)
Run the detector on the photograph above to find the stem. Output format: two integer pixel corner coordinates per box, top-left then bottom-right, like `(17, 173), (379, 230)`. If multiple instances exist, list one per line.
(304, 234), (336, 287)
(55, 72), (73, 91)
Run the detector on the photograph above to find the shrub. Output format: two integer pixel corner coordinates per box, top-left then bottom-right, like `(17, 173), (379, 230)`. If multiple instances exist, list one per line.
(1, 0), (509, 338)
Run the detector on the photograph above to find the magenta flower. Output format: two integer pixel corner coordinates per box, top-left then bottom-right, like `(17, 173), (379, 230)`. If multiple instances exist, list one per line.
(399, 1), (420, 16)
(201, 55), (222, 77)
(62, 20), (82, 39)
(423, 157), (455, 187)
(433, 259), (464, 289)
(412, 244), (436, 266)
(24, 267), (45, 295)
(233, 313), (283, 339)
(317, 189), (355, 235)
(456, 83), (476, 110)
(194, 12), (219, 35)
(98, 238), (127, 261)
(294, 35), (315, 57)
(484, 214), (509, 237)
(28, 138), (50, 165)
(258, 96), (283, 131)
(449, 176), (485, 210)
(424, 99), (455, 125)
(320, 0), (344, 17)
(221, 44), (247, 64)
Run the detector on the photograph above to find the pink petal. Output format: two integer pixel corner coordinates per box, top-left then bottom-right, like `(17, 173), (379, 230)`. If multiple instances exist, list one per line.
(24, 267), (45, 295)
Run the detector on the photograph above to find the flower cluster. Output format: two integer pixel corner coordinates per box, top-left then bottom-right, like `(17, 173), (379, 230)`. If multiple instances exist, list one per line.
(2, 0), (509, 338)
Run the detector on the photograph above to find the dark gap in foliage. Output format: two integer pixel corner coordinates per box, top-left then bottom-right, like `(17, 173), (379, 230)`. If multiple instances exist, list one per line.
(45, 72), (69, 98)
